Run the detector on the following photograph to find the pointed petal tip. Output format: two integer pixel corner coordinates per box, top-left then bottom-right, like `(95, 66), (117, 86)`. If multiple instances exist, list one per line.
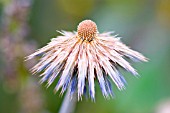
(144, 57), (149, 62)
(24, 54), (35, 61)
(24, 56), (30, 61)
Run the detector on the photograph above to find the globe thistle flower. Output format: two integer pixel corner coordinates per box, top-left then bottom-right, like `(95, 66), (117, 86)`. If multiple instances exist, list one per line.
(26, 20), (148, 101)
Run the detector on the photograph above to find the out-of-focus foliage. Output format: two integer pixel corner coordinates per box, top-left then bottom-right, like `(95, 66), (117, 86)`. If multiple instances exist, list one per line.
(0, 0), (170, 113)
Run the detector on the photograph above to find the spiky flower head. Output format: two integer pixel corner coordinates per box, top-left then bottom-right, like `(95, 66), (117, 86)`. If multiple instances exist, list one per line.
(26, 20), (148, 101)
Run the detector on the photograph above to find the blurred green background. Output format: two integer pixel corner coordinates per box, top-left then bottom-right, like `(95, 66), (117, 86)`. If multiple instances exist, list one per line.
(0, 0), (170, 113)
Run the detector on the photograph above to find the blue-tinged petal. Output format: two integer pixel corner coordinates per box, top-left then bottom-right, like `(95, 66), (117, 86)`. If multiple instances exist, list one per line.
(86, 43), (95, 101)
(95, 66), (108, 98)
(117, 71), (127, 85)
(70, 75), (77, 95)
(77, 43), (88, 100)
(95, 41), (138, 76)
(61, 75), (72, 94)
(38, 63), (50, 72)
(125, 54), (142, 62)
(40, 68), (54, 83)
(55, 40), (81, 92)
(47, 63), (65, 87)
(87, 42), (108, 98)
(104, 75), (114, 97)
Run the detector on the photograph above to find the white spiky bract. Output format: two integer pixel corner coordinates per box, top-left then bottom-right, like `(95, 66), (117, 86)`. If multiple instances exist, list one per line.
(26, 20), (147, 101)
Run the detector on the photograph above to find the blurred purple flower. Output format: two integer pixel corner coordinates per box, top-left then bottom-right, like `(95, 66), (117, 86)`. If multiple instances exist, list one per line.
(26, 20), (148, 101)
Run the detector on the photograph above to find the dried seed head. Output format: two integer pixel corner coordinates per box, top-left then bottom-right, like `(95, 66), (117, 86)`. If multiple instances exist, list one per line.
(77, 20), (98, 42)
(27, 19), (148, 101)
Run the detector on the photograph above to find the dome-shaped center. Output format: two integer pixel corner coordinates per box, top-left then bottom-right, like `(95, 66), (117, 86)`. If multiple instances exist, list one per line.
(77, 20), (98, 42)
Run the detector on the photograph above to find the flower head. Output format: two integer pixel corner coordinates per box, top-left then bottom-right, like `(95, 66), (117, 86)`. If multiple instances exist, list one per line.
(26, 20), (148, 101)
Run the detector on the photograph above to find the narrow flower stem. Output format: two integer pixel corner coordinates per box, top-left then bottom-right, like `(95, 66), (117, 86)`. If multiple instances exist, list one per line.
(59, 87), (77, 113)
